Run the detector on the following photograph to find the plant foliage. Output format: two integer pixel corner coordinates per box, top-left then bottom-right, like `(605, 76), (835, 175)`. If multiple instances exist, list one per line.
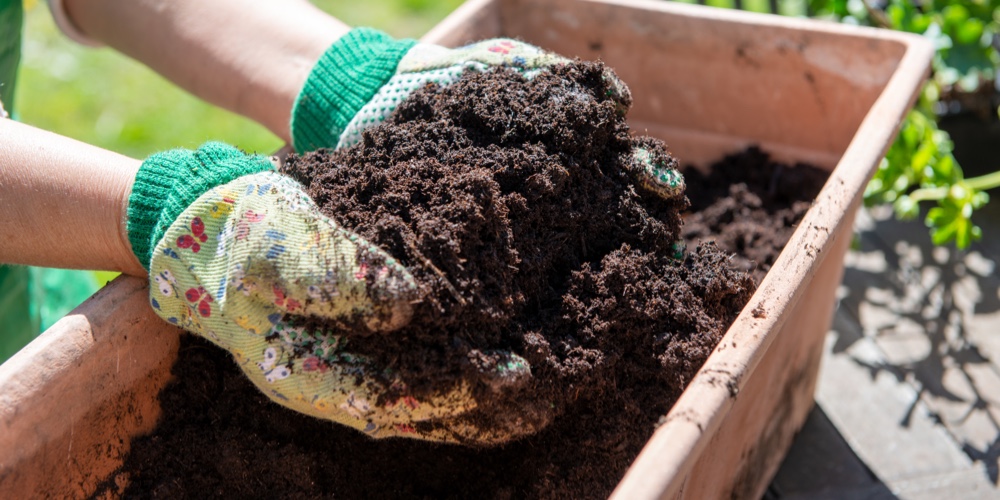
(679, 0), (1000, 248)
(822, 0), (999, 248)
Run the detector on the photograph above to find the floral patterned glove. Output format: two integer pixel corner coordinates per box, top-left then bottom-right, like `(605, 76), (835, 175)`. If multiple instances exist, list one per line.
(290, 27), (631, 153)
(129, 142), (534, 444)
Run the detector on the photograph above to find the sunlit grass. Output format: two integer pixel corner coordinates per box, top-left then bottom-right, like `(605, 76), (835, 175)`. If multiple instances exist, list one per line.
(14, 0), (464, 159)
(7, 1), (463, 335)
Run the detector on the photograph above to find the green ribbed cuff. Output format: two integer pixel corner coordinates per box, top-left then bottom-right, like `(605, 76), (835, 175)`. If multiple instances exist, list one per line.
(127, 142), (275, 270)
(290, 27), (416, 153)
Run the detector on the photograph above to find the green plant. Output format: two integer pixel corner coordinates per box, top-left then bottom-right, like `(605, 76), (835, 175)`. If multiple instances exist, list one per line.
(821, 0), (1000, 249)
(807, 0), (999, 93)
(864, 84), (995, 248)
(677, 0), (1000, 248)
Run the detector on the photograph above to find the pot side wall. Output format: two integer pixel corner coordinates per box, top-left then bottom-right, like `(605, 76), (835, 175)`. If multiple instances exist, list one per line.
(0, 277), (180, 498)
(0, 1), (932, 498)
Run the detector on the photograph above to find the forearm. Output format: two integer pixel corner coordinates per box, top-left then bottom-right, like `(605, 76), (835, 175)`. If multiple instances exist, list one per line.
(63, 0), (349, 143)
(0, 120), (145, 276)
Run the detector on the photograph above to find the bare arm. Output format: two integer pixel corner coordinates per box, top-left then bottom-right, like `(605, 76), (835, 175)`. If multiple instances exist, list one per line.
(62, 0), (350, 143)
(0, 119), (145, 276)
(1, 1), (350, 275)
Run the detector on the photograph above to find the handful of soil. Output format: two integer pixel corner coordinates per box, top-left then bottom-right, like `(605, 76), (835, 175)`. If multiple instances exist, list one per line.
(113, 64), (828, 494)
(280, 61), (756, 444)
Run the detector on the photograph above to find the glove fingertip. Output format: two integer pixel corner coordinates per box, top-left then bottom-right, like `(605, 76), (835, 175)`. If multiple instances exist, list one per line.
(468, 350), (533, 393)
(630, 145), (686, 200)
(355, 245), (421, 333)
(600, 66), (632, 116)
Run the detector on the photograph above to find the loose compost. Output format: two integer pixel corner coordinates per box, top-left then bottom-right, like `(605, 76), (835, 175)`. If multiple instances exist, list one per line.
(103, 62), (828, 499)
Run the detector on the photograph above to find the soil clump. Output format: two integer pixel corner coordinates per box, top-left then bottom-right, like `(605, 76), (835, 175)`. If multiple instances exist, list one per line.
(682, 146), (828, 283)
(106, 62), (827, 498)
(279, 62), (751, 443)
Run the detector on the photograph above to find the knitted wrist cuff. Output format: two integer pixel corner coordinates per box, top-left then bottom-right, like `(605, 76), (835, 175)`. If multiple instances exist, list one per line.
(290, 27), (416, 153)
(127, 142), (275, 270)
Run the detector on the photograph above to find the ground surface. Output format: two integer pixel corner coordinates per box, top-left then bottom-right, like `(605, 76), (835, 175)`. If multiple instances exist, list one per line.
(767, 114), (1000, 500)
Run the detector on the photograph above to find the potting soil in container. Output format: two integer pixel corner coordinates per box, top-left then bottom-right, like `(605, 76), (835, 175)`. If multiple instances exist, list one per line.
(277, 61), (754, 444)
(103, 62), (828, 499)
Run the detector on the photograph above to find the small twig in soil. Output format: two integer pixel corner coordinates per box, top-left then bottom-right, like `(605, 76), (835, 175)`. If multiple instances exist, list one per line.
(406, 241), (467, 306)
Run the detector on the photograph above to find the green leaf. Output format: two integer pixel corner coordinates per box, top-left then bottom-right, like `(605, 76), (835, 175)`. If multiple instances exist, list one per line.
(923, 182), (985, 249)
(954, 18), (985, 45)
(910, 138), (936, 174)
(894, 195), (919, 219)
(941, 5), (971, 31)
(909, 13), (932, 34)
(923, 22), (954, 51)
(940, 43), (993, 88)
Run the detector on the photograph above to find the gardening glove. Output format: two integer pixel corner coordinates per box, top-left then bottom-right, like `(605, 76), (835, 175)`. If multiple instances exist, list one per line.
(290, 27), (632, 152)
(129, 142), (537, 445)
(630, 145), (686, 201)
(289, 28), (683, 201)
(630, 143), (688, 258)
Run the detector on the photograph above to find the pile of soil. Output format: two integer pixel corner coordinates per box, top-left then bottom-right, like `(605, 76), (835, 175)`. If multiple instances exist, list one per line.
(104, 63), (828, 498)
(279, 62), (753, 444)
(682, 146), (827, 284)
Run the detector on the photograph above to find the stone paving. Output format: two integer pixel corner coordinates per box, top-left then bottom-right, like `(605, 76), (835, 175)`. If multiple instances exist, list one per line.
(766, 204), (1000, 499)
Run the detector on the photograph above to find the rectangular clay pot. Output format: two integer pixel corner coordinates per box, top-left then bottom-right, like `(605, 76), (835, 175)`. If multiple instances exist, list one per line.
(0, 1), (932, 498)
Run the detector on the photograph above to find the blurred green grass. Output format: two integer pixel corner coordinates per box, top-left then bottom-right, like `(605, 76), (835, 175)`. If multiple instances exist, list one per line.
(8, 0), (462, 329)
(14, 0), (464, 159)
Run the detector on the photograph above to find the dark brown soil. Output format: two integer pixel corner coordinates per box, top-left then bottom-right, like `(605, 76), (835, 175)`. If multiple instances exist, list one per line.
(278, 62), (754, 444)
(103, 63), (827, 499)
(682, 146), (827, 284)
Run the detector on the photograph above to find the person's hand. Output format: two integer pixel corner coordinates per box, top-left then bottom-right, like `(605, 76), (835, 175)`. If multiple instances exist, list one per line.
(130, 143), (537, 444)
(289, 28), (631, 153)
(272, 29), (683, 443)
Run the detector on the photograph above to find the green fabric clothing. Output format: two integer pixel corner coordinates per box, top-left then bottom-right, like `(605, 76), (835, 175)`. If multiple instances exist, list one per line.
(0, 2), (99, 363)
(128, 142), (276, 270)
(0, 266), (38, 361)
(0, 265), (100, 361)
(32, 267), (99, 331)
(0, 1), (30, 363)
(0, 0), (22, 113)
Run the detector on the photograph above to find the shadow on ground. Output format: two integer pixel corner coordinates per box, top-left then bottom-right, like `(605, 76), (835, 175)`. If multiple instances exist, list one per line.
(764, 406), (898, 499)
(838, 204), (1000, 484)
(837, 112), (1000, 485)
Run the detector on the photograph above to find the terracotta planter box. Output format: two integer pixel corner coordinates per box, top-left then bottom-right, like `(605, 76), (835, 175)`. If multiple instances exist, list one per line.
(0, 1), (931, 498)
